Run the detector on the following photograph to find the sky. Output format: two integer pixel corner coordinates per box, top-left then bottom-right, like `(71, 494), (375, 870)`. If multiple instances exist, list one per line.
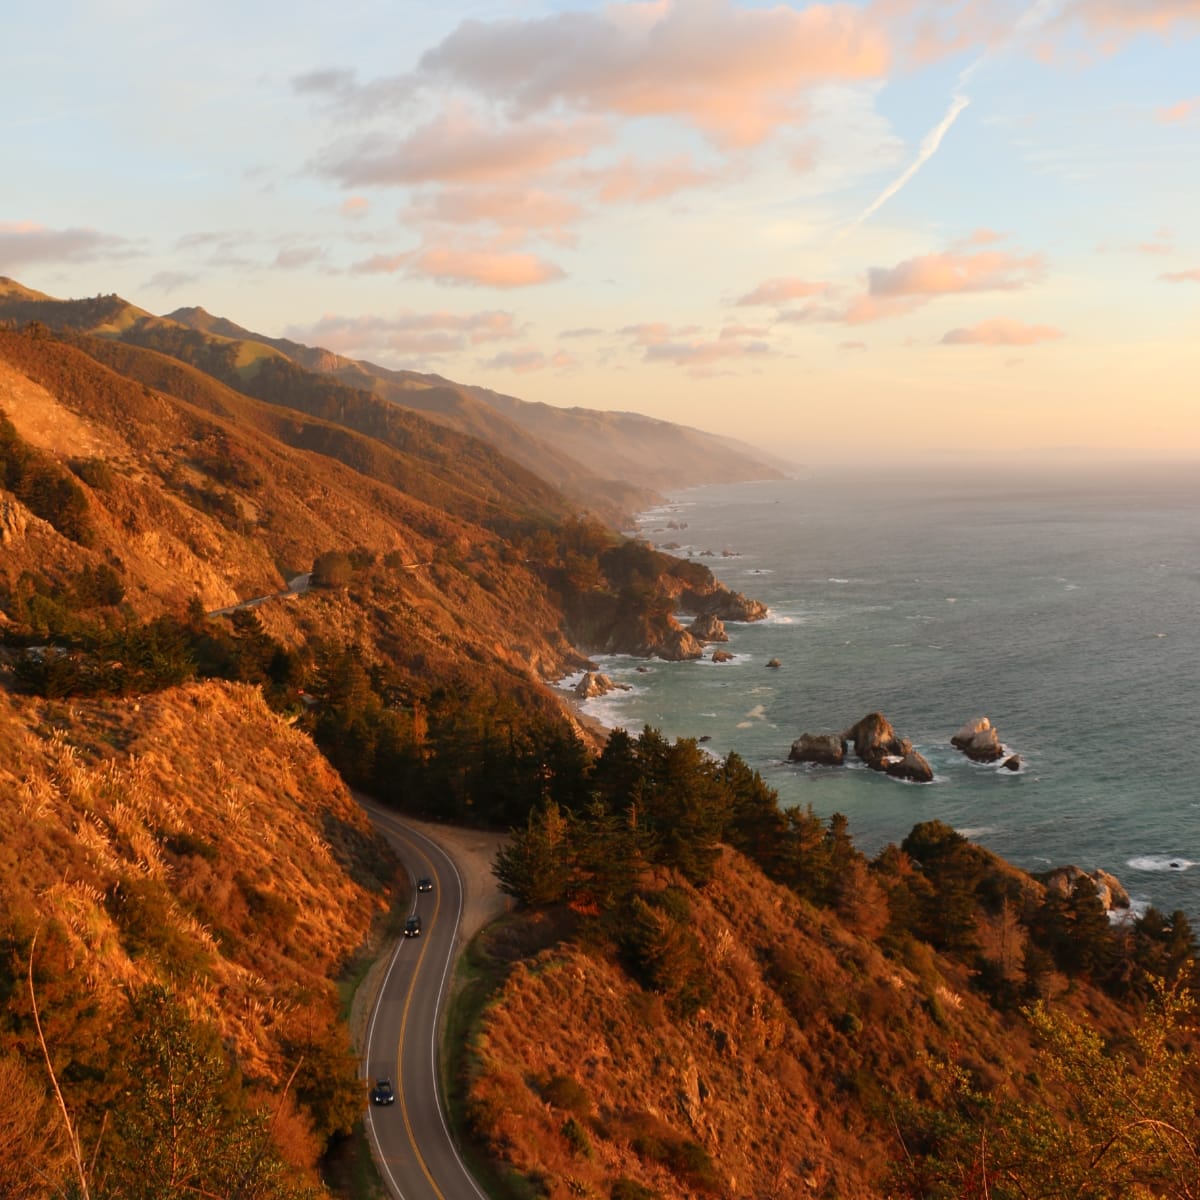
(3, 0), (1199, 466)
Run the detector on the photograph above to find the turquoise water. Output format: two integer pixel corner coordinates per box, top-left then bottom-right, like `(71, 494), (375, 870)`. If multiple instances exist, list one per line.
(565, 466), (1200, 917)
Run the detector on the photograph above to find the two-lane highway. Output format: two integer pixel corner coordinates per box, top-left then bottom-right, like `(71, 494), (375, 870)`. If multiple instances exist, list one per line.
(359, 802), (489, 1200)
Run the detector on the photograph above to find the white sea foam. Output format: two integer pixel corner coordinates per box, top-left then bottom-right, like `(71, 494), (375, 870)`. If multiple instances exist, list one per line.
(745, 704), (767, 720)
(1128, 856), (1195, 873)
(957, 826), (998, 839)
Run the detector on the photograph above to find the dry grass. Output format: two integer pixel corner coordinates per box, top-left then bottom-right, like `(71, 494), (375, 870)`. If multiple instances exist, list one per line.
(0, 680), (395, 1082)
(462, 847), (1065, 1200)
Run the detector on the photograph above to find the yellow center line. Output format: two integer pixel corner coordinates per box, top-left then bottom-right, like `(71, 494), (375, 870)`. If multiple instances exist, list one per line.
(395, 836), (446, 1200)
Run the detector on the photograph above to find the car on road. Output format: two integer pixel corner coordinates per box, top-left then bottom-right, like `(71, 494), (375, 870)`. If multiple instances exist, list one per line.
(371, 1078), (395, 1106)
(417, 876), (433, 893)
(404, 915), (422, 938)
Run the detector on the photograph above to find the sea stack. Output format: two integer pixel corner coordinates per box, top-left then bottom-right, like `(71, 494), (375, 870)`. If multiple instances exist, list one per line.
(951, 716), (1006, 763)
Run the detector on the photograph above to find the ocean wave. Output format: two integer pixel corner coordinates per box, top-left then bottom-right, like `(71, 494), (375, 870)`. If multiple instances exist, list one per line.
(1127, 855), (1195, 873)
(957, 826), (998, 839)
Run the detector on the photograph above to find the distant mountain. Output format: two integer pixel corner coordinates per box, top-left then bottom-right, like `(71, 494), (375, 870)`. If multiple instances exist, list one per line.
(164, 304), (792, 497)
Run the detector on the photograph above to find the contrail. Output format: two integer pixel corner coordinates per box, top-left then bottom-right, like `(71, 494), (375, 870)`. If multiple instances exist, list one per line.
(845, 0), (1062, 233)
(849, 91), (971, 231)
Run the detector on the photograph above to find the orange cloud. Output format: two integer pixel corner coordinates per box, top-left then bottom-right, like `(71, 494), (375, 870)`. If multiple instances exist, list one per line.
(735, 277), (831, 306)
(340, 196), (370, 219)
(316, 104), (605, 186)
(350, 252), (411, 275)
(1161, 268), (1200, 282)
(941, 319), (1065, 345)
(418, 1), (889, 147)
(411, 247), (565, 288)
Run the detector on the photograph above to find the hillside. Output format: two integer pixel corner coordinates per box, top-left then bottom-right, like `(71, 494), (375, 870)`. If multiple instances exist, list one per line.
(0, 679), (394, 1197)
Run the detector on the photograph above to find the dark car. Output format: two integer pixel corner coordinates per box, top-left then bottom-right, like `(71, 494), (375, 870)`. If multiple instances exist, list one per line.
(404, 915), (422, 938)
(417, 876), (433, 893)
(371, 1078), (395, 1106)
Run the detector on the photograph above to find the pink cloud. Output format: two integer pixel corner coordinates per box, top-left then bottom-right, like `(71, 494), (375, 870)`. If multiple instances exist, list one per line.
(719, 322), (769, 339)
(316, 104), (605, 186)
(573, 154), (720, 204)
(735, 277), (831, 306)
(1064, 0), (1200, 34)
(410, 247), (565, 288)
(288, 310), (519, 357)
(404, 187), (582, 240)
(418, 1), (889, 147)
(340, 196), (370, 220)
(1161, 268), (1200, 282)
(868, 248), (1045, 297)
(350, 252), (411, 275)
(941, 318), (1065, 345)
(1156, 97), (1198, 122)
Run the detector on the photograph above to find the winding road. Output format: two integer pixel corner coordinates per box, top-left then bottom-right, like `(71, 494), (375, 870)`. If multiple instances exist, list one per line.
(358, 803), (491, 1200)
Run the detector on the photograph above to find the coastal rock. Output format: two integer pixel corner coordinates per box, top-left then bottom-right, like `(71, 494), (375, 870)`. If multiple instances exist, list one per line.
(690, 612), (729, 643)
(711, 649), (735, 663)
(1040, 865), (1131, 911)
(884, 751), (934, 784)
(844, 712), (908, 771)
(1002, 754), (1021, 771)
(766, 658), (782, 669)
(951, 716), (1006, 763)
(575, 671), (625, 699)
(683, 587), (768, 623)
(788, 733), (847, 767)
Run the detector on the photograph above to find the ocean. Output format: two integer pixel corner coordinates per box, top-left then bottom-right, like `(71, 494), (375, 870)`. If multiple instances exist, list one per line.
(564, 465), (1200, 918)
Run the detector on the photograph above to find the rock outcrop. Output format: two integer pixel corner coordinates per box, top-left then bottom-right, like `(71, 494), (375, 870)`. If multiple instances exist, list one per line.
(885, 752), (935, 784)
(574, 671), (632, 699)
(690, 612), (729, 643)
(789, 712), (932, 783)
(951, 716), (1006, 763)
(1040, 865), (1131, 911)
(683, 587), (768, 622)
(711, 649), (735, 663)
(788, 733), (846, 766)
(845, 712), (909, 771)
(766, 658), (782, 669)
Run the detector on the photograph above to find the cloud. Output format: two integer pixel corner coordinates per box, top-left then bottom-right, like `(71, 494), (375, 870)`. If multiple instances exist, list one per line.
(571, 155), (721, 204)
(1133, 228), (1174, 255)
(1156, 96), (1199, 122)
(482, 347), (576, 373)
(941, 318), (1065, 344)
(285, 310), (520, 359)
(314, 104), (605, 187)
(404, 187), (582, 240)
(349, 252), (411, 275)
(410, 247), (565, 288)
(868, 248), (1045, 296)
(340, 196), (370, 220)
(291, 68), (356, 95)
(0, 221), (130, 268)
(417, 0), (889, 148)
(840, 340), (868, 351)
(559, 327), (604, 339)
(1161, 267), (1200, 282)
(735, 277), (831, 306)
(141, 269), (200, 293)
(620, 319), (772, 371)
(273, 246), (325, 270)
(1064, 0), (1200, 34)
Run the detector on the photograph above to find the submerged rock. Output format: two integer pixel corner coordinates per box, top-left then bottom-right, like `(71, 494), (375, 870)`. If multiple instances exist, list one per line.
(1002, 754), (1021, 771)
(788, 733), (847, 766)
(766, 658), (782, 669)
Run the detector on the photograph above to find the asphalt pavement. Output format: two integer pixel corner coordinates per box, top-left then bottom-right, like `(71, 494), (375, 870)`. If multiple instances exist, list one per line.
(360, 806), (490, 1200)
